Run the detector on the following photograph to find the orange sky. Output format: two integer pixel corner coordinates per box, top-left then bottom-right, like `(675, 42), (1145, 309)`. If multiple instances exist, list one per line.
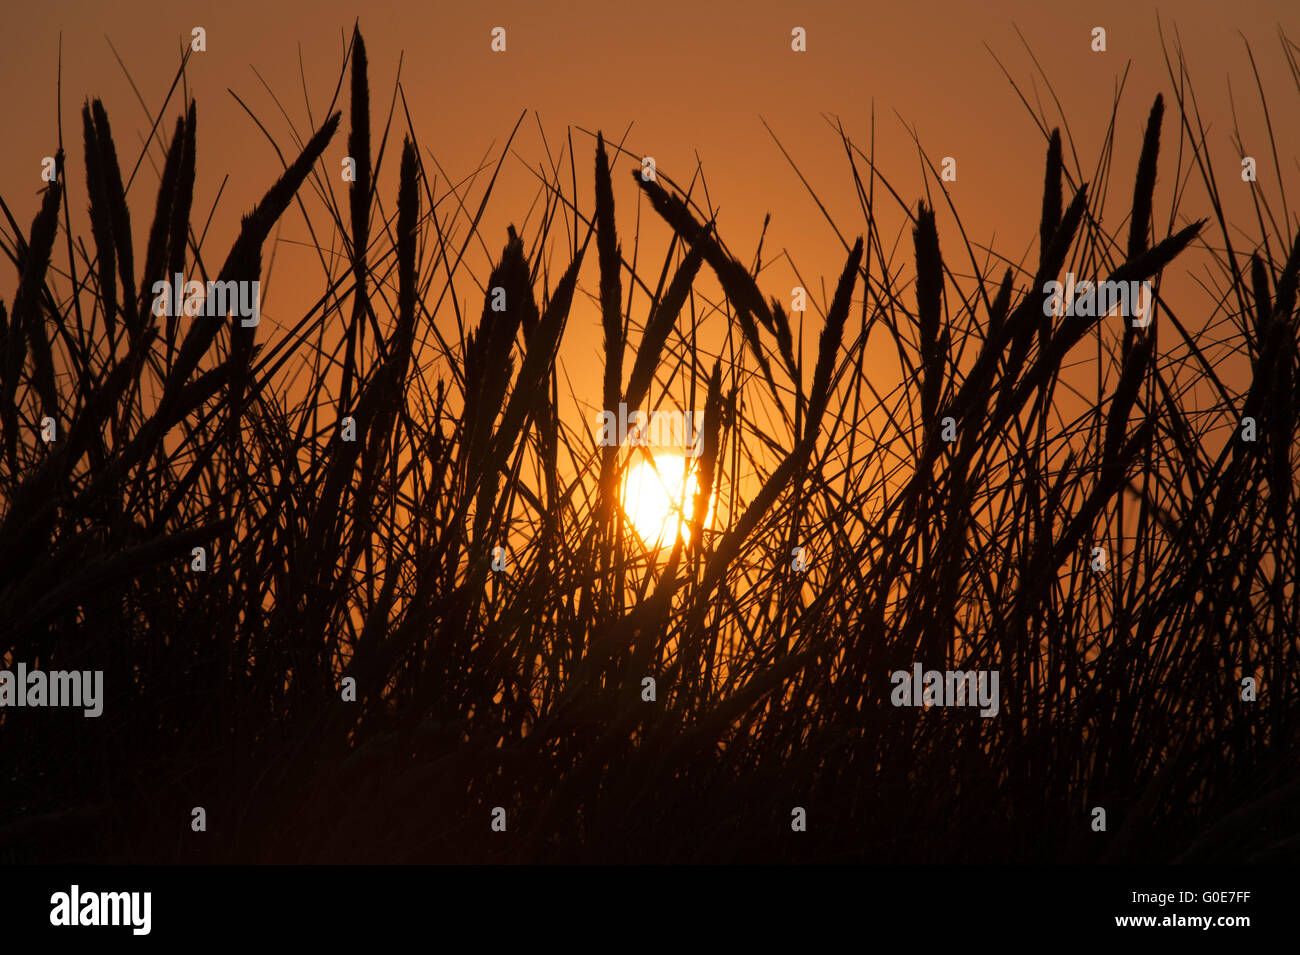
(2, 0), (1297, 436)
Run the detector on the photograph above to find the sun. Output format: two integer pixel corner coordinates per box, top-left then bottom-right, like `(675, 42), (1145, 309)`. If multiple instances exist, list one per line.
(620, 452), (711, 549)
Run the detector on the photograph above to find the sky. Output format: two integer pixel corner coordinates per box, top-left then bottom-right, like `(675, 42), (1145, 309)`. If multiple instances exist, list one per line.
(1, 0), (1297, 431)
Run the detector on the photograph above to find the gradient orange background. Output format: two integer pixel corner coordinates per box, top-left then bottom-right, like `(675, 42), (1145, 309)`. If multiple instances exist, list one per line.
(2, 0), (1297, 425)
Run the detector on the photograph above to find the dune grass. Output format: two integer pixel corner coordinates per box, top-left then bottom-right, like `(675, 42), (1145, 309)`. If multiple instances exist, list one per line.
(0, 24), (1296, 863)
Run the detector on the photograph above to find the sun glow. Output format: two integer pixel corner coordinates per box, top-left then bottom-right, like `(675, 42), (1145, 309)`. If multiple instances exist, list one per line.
(620, 452), (711, 549)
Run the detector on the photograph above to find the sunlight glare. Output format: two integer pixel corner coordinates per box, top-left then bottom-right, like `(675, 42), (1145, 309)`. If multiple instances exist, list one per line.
(620, 452), (709, 549)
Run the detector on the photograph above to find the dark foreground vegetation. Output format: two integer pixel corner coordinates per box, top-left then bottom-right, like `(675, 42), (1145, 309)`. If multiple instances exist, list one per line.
(1, 26), (1297, 862)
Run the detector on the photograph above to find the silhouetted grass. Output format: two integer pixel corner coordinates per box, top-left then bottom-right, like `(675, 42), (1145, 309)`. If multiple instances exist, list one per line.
(0, 23), (1296, 864)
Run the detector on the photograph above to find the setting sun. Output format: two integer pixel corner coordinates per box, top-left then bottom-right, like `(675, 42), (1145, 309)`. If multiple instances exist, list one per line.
(620, 452), (710, 549)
